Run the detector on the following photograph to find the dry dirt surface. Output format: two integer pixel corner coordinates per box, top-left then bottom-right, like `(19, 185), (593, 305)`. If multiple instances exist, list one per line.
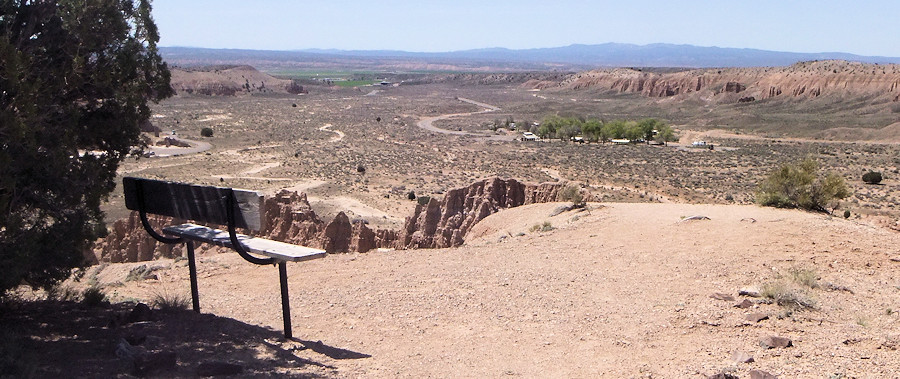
(14, 202), (900, 377)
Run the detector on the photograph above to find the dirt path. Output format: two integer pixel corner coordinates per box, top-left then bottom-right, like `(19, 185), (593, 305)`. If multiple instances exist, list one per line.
(416, 97), (514, 141)
(318, 123), (345, 142)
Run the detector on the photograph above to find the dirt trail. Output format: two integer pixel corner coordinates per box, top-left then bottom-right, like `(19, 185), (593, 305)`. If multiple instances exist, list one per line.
(318, 123), (345, 142)
(416, 97), (514, 141)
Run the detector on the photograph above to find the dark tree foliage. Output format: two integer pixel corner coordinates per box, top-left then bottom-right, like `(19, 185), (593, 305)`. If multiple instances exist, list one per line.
(0, 0), (172, 293)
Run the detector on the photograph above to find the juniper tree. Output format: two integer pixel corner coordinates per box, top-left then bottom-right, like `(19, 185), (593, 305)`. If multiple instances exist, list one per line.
(0, 0), (172, 294)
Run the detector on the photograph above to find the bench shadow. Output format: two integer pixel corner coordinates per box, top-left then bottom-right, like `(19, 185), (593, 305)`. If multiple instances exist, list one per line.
(291, 339), (372, 360)
(0, 300), (370, 378)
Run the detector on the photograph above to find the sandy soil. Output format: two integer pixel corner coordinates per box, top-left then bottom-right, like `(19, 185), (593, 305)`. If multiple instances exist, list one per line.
(42, 202), (900, 378)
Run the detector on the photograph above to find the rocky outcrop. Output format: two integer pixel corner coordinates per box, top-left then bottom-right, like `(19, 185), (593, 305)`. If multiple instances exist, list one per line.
(532, 60), (900, 105)
(724, 82), (745, 93)
(169, 65), (296, 96)
(93, 213), (184, 263)
(92, 178), (589, 262)
(398, 178), (591, 249)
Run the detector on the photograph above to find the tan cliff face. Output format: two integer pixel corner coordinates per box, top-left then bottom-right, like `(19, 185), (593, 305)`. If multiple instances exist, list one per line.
(90, 178), (587, 263)
(529, 60), (900, 104)
(169, 65), (305, 96)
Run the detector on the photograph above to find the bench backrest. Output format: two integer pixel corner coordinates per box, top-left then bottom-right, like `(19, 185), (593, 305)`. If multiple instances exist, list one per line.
(123, 177), (265, 231)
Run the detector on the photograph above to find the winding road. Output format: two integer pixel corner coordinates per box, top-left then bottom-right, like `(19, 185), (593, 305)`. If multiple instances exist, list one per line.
(416, 97), (515, 141)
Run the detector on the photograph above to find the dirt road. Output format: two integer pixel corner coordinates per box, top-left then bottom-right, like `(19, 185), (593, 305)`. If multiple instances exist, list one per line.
(416, 97), (515, 141)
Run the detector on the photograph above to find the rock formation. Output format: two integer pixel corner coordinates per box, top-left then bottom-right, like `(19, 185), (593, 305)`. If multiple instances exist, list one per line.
(169, 65), (297, 96)
(529, 60), (900, 105)
(397, 178), (591, 249)
(91, 178), (588, 262)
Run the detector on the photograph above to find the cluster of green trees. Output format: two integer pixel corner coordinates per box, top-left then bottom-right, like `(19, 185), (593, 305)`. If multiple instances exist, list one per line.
(534, 116), (677, 144)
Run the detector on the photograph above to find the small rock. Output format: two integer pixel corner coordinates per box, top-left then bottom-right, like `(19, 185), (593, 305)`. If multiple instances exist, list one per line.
(710, 293), (735, 301)
(732, 350), (754, 363)
(739, 287), (761, 297)
(197, 361), (244, 377)
(734, 299), (754, 308)
(681, 215), (710, 222)
(760, 336), (793, 349)
(133, 351), (177, 376)
(745, 313), (769, 323)
(890, 256), (900, 262)
(708, 373), (738, 379)
(125, 303), (153, 324)
(749, 369), (778, 379)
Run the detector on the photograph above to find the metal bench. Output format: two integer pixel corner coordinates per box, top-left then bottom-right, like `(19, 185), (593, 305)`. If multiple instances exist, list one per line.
(123, 177), (326, 338)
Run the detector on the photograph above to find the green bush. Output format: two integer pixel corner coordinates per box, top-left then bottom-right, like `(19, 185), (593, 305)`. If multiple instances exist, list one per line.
(862, 171), (882, 184)
(756, 158), (850, 213)
(200, 127), (214, 137)
(843, 210), (851, 219)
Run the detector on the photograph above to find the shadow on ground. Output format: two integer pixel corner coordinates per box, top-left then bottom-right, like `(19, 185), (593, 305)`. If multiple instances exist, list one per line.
(0, 299), (369, 377)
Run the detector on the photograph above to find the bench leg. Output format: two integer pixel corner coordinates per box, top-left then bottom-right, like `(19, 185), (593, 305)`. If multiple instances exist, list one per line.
(278, 261), (292, 339)
(186, 241), (201, 313)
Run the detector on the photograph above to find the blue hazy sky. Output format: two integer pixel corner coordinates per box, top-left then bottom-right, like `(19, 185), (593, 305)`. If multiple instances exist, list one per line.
(152, 0), (900, 57)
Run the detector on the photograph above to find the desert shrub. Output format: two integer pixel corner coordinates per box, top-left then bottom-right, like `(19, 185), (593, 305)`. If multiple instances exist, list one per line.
(417, 196), (431, 206)
(407, 191), (416, 200)
(81, 286), (108, 307)
(862, 171), (882, 184)
(529, 221), (554, 233)
(756, 158), (850, 213)
(761, 281), (816, 310)
(843, 210), (851, 218)
(559, 184), (585, 208)
(200, 127), (214, 137)
(151, 291), (189, 312)
(125, 264), (157, 282)
(788, 267), (819, 289)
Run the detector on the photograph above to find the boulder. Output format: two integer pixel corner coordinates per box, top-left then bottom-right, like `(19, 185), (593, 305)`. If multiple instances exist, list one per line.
(760, 336), (793, 349)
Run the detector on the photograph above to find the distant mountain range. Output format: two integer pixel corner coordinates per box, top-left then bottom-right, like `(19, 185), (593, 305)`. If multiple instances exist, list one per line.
(161, 43), (900, 71)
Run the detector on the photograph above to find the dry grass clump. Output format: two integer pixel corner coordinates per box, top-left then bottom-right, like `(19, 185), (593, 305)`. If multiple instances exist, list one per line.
(529, 221), (554, 233)
(760, 267), (820, 310)
(151, 288), (190, 312)
(761, 281), (817, 310)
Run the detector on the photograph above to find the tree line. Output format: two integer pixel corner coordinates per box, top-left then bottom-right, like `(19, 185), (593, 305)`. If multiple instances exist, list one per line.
(530, 116), (677, 145)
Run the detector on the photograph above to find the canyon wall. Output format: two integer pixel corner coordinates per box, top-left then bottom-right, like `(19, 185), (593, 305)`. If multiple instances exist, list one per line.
(90, 178), (586, 263)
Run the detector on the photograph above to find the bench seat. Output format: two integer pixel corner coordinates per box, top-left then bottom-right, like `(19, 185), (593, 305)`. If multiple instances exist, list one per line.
(163, 223), (326, 263)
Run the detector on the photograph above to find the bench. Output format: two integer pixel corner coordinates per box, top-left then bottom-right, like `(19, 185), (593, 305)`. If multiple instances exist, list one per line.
(123, 177), (326, 338)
